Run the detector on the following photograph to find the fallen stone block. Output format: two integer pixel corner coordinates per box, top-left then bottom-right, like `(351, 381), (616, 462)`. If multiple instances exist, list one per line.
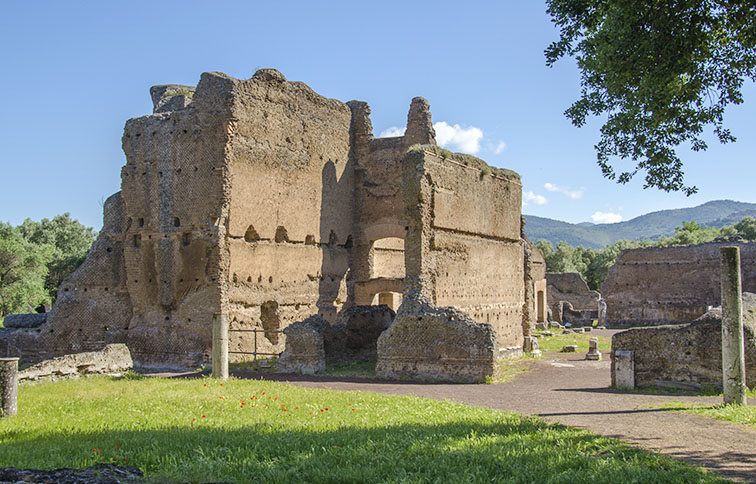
(278, 315), (328, 374)
(561, 345), (578, 353)
(19, 344), (133, 382)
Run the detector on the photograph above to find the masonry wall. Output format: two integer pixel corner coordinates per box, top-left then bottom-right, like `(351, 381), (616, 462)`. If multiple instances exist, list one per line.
(603, 241), (756, 326)
(404, 149), (524, 349)
(223, 70), (354, 358)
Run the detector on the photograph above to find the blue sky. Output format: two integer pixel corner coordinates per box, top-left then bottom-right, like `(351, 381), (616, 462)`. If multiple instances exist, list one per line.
(1, 1), (754, 230)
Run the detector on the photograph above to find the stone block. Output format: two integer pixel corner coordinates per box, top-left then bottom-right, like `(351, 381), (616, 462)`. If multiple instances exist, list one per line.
(19, 344), (133, 382)
(614, 350), (635, 390)
(278, 316), (328, 374)
(585, 337), (601, 361)
(561, 345), (578, 353)
(376, 293), (497, 383)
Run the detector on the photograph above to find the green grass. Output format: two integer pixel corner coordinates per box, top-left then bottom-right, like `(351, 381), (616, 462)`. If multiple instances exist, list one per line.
(322, 359), (377, 378)
(659, 390), (756, 430)
(0, 376), (730, 483)
(534, 331), (611, 353)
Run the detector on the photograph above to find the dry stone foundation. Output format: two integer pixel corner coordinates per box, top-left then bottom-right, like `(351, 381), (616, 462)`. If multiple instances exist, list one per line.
(611, 293), (756, 390)
(1, 69), (546, 379)
(18, 344), (133, 382)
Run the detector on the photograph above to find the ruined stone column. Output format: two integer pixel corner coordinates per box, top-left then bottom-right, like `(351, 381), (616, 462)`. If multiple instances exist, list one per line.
(720, 246), (747, 405)
(0, 358), (19, 418)
(212, 313), (229, 380)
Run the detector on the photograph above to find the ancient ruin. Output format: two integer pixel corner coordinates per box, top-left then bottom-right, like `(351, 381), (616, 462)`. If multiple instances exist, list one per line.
(546, 272), (602, 326)
(611, 293), (756, 390)
(603, 240), (756, 326)
(1, 69), (545, 380)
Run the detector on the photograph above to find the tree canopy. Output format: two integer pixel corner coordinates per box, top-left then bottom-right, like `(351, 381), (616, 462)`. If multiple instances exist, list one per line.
(0, 223), (52, 319)
(546, 0), (756, 195)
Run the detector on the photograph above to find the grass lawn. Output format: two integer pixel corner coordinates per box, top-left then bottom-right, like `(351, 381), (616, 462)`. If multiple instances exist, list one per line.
(659, 389), (756, 431)
(0, 375), (730, 483)
(534, 330), (612, 353)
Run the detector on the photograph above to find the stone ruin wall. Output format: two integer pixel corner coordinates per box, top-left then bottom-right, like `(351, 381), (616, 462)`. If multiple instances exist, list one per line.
(222, 70), (354, 359)
(603, 241), (756, 326)
(2, 68), (543, 375)
(546, 272), (600, 324)
(404, 149), (525, 350)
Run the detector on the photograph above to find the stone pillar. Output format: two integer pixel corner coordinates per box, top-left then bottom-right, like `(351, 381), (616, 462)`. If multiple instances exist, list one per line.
(0, 358), (19, 418)
(720, 247), (747, 405)
(585, 337), (601, 361)
(212, 313), (229, 380)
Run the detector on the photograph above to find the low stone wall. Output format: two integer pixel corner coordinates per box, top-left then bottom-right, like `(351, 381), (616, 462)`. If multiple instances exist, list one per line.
(376, 293), (498, 383)
(611, 293), (756, 390)
(19, 344), (133, 382)
(277, 316), (329, 375)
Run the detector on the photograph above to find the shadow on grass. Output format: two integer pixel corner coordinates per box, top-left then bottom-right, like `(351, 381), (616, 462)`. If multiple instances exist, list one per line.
(0, 418), (728, 483)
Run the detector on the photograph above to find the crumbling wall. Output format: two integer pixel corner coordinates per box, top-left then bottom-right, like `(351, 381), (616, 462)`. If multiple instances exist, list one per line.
(522, 233), (547, 336)
(377, 147), (524, 381)
(2, 193), (132, 362)
(603, 241), (756, 326)
(402, 148), (524, 348)
(223, 69), (354, 359)
(547, 272), (600, 325)
(611, 293), (756, 390)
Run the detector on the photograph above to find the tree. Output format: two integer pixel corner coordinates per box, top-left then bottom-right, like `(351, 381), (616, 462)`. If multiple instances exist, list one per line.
(733, 216), (756, 239)
(19, 213), (96, 302)
(546, 1), (756, 195)
(0, 223), (53, 319)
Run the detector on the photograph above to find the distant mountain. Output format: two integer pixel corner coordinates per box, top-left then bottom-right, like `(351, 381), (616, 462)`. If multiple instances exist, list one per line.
(524, 200), (756, 249)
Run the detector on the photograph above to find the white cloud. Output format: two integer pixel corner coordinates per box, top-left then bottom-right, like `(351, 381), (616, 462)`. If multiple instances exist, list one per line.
(433, 121), (483, 154)
(544, 182), (584, 200)
(591, 211), (623, 224)
(493, 141), (507, 155)
(379, 126), (405, 138)
(523, 191), (548, 207)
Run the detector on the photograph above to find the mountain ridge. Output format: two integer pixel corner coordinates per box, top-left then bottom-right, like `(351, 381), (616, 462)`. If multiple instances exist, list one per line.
(524, 200), (756, 249)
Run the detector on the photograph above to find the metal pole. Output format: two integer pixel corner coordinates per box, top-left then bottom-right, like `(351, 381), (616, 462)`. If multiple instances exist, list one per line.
(721, 246), (747, 405)
(0, 357), (19, 417)
(212, 313), (229, 380)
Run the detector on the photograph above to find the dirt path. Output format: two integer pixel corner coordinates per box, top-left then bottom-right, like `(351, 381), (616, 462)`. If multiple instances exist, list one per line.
(231, 329), (756, 482)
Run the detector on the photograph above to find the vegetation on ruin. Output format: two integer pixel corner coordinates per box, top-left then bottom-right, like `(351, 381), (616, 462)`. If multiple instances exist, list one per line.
(546, 0), (756, 195)
(0, 376), (730, 483)
(0, 214), (95, 318)
(537, 216), (756, 290)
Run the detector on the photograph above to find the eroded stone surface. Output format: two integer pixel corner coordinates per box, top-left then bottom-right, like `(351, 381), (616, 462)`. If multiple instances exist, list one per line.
(611, 293), (756, 389)
(376, 293), (498, 383)
(19, 344), (133, 382)
(603, 240), (756, 326)
(278, 315), (328, 374)
(2, 313), (46, 328)
(0, 464), (144, 483)
(1, 69), (545, 378)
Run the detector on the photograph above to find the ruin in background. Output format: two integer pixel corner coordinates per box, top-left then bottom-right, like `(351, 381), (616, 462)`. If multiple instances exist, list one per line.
(0, 69), (545, 381)
(546, 272), (602, 326)
(602, 240), (756, 327)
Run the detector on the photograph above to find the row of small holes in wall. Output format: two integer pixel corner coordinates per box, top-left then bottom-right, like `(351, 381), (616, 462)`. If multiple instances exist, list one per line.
(130, 217), (182, 229)
(245, 225), (352, 248)
(232, 274), (342, 284)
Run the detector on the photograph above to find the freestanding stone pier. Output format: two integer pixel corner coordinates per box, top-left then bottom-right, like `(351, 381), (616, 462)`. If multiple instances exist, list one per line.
(0, 357), (19, 417)
(721, 246), (747, 405)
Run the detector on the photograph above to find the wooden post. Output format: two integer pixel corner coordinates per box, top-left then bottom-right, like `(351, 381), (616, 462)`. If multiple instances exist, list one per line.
(212, 313), (229, 380)
(721, 246), (747, 405)
(0, 357), (19, 418)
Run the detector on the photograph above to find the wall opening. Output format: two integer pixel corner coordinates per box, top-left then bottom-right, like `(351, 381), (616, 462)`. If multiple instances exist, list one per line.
(173, 217), (181, 227)
(537, 290), (546, 322)
(274, 226), (289, 243)
(260, 301), (281, 345)
(370, 237), (405, 279)
(244, 225), (260, 242)
(374, 291), (402, 311)
(305, 234), (316, 245)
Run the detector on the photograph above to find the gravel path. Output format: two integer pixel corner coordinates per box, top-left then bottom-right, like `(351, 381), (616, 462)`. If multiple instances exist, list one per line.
(232, 329), (756, 482)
